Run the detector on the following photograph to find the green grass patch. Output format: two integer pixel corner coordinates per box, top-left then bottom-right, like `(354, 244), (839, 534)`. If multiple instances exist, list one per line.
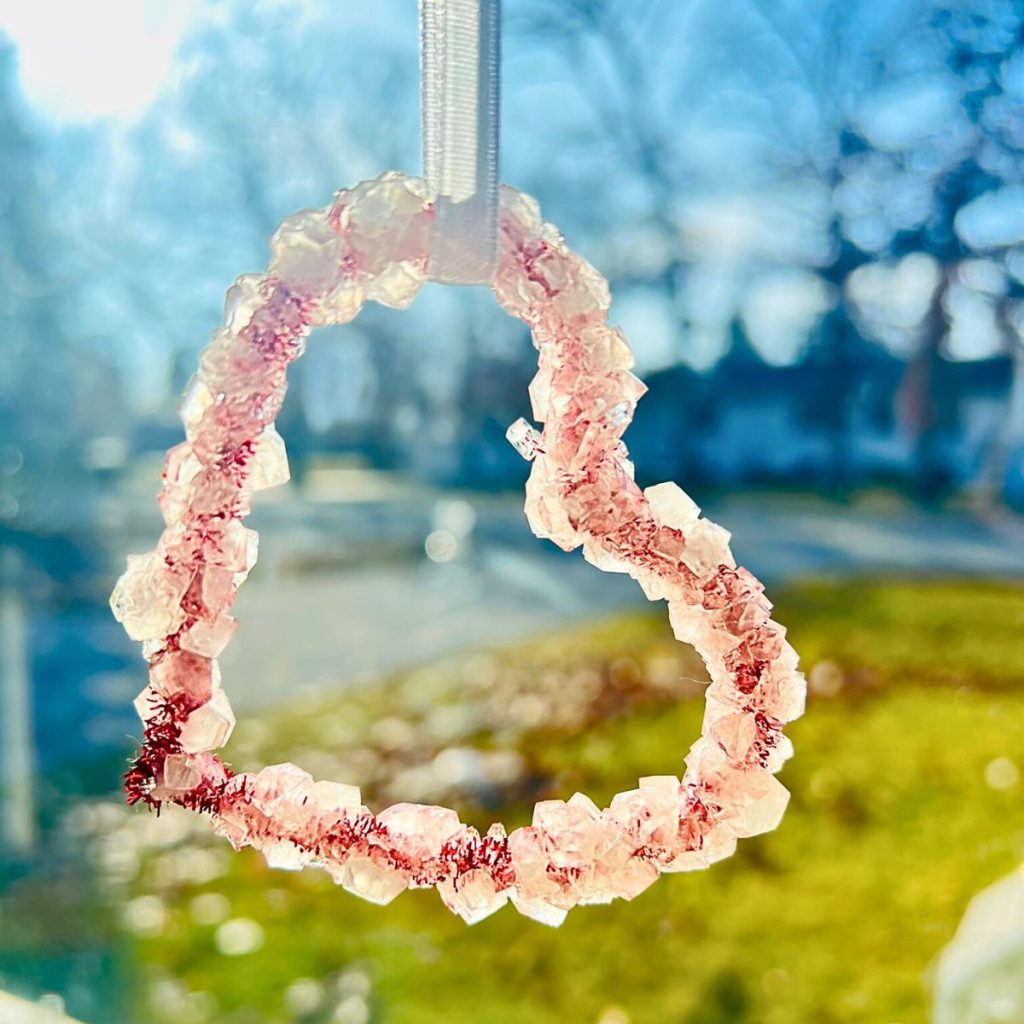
(128, 579), (1024, 1024)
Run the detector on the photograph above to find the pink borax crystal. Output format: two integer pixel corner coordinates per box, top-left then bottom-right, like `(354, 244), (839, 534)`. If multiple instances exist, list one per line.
(110, 172), (804, 925)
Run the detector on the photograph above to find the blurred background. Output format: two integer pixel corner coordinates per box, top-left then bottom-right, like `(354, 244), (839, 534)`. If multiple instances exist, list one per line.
(1, 0), (1023, 1021)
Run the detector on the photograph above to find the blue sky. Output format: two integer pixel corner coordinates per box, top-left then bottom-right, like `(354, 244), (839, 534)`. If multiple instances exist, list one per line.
(2, 0), (1019, 379)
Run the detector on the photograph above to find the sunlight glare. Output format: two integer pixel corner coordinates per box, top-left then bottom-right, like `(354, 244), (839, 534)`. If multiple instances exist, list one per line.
(2, 0), (200, 122)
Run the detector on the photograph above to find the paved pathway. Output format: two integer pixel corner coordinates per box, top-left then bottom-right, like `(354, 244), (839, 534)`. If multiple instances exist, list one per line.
(216, 491), (1024, 710)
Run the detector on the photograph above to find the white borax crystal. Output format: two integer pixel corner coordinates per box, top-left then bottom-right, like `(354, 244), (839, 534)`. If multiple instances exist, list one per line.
(506, 418), (544, 461)
(269, 209), (344, 295)
(261, 839), (313, 872)
(179, 375), (216, 439)
(110, 551), (189, 642)
(230, 528), (260, 586)
(248, 763), (314, 814)
(337, 855), (408, 905)
(377, 803), (463, 845)
(163, 442), (202, 491)
(178, 688), (235, 753)
(316, 281), (365, 327)
(178, 615), (238, 659)
(719, 769), (790, 839)
(682, 518), (736, 575)
(132, 684), (163, 724)
(645, 482), (700, 529)
(500, 185), (543, 236)
(162, 753), (202, 793)
(580, 324), (635, 373)
(247, 426), (290, 492)
(528, 369), (553, 423)
(364, 260), (425, 310)
(304, 780), (362, 814)
(582, 537), (631, 575)
(438, 867), (509, 925)
(223, 273), (267, 333)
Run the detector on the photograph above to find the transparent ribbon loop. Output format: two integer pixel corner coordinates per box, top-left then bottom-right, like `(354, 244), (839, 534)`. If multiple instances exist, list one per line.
(420, 0), (501, 285)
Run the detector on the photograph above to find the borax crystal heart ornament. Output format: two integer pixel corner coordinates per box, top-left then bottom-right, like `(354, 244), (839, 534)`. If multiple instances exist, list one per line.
(111, 172), (805, 926)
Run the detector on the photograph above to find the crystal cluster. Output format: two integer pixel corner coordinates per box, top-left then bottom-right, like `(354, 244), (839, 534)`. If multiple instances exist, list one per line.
(112, 172), (804, 925)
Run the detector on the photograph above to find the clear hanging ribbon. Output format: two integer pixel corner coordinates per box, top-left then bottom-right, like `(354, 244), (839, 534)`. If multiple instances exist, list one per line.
(420, 0), (501, 285)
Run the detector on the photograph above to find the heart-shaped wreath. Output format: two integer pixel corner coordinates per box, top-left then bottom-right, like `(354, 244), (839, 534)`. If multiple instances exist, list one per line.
(112, 172), (804, 926)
